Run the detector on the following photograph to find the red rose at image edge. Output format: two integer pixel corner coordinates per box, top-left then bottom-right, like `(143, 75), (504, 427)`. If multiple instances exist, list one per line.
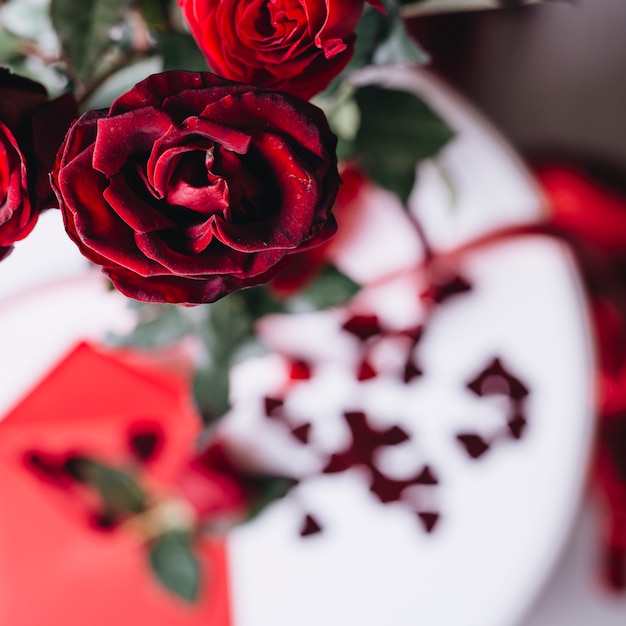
(51, 71), (340, 305)
(0, 69), (77, 260)
(178, 0), (384, 100)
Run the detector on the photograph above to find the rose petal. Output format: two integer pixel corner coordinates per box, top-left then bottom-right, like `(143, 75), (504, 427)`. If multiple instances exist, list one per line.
(309, 0), (363, 59)
(93, 109), (173, 176)
(103, 173), (176, 233)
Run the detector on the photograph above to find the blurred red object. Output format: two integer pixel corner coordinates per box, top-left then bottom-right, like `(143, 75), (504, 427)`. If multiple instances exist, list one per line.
(537, 163), (626, 591)
(0, 342), (232, 626)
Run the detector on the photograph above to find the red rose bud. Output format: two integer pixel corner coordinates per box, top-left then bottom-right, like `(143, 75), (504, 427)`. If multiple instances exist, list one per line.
(0, 69), (77, 260)
(51, 71), (339, 305)
(178, 0), (380, 99)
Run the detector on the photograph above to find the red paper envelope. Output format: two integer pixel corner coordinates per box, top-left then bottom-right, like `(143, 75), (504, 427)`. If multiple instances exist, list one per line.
(0, 342), (232, 626)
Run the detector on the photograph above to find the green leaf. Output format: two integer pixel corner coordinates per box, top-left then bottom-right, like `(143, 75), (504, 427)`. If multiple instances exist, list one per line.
(372, 18), (430, 66)
(192, 292), (269, 422)
(239, 285), (289, 319)
(0, 28), (23, 62)
(325, 95), (360, 144)
(245, 476), (298, 522)
(50, 0), (134, 83)
(289, 265), (360, 311)
(159, 31), (209, 72)
(107, 302), (193, 348)
(139, 0), (170, 29)
(149, 532), (201, 603)
(353, 85), (454, 204)
(192, 364), (231, 425)
(350, 6), (388, 69)
(69, 458), (146, 516)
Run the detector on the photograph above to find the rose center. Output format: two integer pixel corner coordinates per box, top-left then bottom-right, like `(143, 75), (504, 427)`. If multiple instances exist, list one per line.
(160, 146), (229, 215)
(139, 138), (283, 256)
(257, 0), (306, 44)
(172, 150), (215, 191)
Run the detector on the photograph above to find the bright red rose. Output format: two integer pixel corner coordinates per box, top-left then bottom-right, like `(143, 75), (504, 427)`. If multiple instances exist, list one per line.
(0, 69), (77, 260)
(51, 71), (340, 305)
(178, 0), (383, 99)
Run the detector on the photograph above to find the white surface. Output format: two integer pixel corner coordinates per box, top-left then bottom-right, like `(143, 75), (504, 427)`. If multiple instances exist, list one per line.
(219, 69), (592, 626)
(222, 69), (594, 626)
(522, 499), (626, 626)
(0, 211), (133, 416)
(0, 210), (88, 300)
(225, 236), (593, 626)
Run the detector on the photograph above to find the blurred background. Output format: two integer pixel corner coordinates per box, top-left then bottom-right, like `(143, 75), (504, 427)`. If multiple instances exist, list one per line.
(408, 1), (626, 623)
(1, 0), (625, 623)
(409, 0), (626, 168)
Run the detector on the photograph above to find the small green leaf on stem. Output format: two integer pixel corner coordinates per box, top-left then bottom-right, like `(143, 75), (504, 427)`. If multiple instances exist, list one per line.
(107, 302), (193, 348)
(139, 0), (170, 30)
(290, 265), (360, 311)
(350, 6), (389, 69)
(67, 457), (146, 516)
(192, 291), (277, 423)
(159, 31), (209, 72)
(353, 85), (454, 204)
(149, 532), (201, 603)
(372, 17), (430, 66)
(245, 476), (298, 522)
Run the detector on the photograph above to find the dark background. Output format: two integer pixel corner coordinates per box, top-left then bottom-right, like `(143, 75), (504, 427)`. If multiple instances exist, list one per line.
(407, 0), (626, 169)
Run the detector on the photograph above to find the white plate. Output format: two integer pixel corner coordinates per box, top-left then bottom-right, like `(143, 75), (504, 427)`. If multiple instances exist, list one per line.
(223, 67), (594, 626)
(0, 67), (594, 626)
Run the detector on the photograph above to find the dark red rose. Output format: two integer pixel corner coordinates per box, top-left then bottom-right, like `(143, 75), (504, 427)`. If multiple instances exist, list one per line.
(51, 71), (340, 305)
(178, 0), (383, 99)
(268, 165), (365, 296)
(0, 69), (77, 260)
(0, 120), (32, 262)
